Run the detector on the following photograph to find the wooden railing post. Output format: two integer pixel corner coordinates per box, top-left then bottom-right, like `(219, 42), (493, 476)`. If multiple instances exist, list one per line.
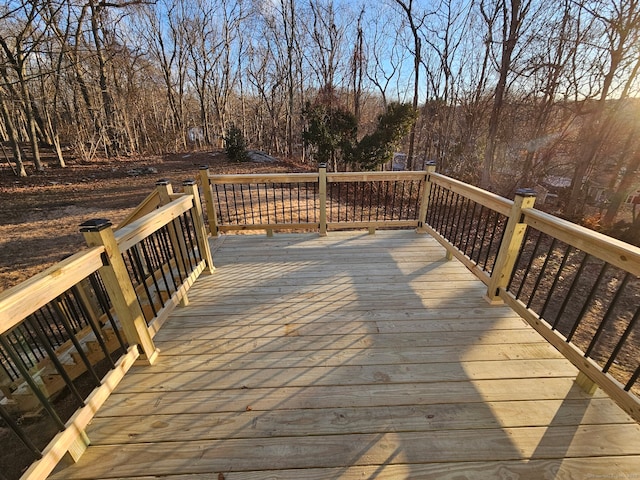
(183, 179), (215, 274)
(199, 165), (219, 237)
(319, 163), (328, 236)
(485, 188), (537, 304)
(417, 160), (437, 234)
(80, 219), (158, 364)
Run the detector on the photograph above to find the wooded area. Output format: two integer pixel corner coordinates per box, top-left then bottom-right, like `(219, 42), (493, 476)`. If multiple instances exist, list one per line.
(1, 0), (639, 240)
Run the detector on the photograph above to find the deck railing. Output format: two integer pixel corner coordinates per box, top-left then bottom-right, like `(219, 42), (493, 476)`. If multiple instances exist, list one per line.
(199, 165), (430, 236)
(201, 164), (640, 423)
(421, 172), (640, 424)
(0, 180), (212, 480)
(2, 165), (639, 478)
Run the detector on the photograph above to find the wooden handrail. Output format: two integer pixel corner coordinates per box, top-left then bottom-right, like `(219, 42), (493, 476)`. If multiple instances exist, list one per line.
(209, 172), (318, 184)
(117, 190), (161, 229)
(429, 172), (513, 216)
(0, 247), (105, 334)
(326, 171), (426, 182)
(523, 208), (640, 277)
(115, 194), (194, 253)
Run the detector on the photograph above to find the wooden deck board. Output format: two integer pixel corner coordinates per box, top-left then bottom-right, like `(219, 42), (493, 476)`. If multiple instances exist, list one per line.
(50, 231), (640, 479)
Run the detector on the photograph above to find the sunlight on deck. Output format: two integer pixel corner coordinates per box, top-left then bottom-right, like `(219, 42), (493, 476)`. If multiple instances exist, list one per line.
(49, 231), (640, 480)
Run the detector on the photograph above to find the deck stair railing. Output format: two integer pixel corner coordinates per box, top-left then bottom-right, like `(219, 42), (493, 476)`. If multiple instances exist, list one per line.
(200, 163), (640, 423)
(0, 179), (212, 480)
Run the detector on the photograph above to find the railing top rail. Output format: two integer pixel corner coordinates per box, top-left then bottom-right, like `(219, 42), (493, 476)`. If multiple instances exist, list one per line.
(430, 172), (513, 216)
(0, 246), (105, 334)
(327, 171), (427, 182)
(208, 173), (319, 184)
(523, 208), (640, 277)
(115, 194), (194, 253)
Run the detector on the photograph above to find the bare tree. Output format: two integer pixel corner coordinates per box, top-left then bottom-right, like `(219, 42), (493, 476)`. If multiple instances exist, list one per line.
(567, 0), (640, 217)
(392, 0), (428, 170)
(480, 0), (533, 189)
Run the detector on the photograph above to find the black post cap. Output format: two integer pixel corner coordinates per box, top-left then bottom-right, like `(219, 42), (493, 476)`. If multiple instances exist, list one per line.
(199, 165), (209, 170)
(425, 160), (437, 166)
(155, 179), (170, 186)
(318, 163), (327, 169)
(515, 188), (537, 198)
(183, 179), (196, 186)
(79, 219), (112, 232)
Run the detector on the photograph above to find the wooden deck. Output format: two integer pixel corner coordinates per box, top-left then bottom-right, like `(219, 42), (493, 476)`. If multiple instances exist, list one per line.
(50, 231), (640, 479)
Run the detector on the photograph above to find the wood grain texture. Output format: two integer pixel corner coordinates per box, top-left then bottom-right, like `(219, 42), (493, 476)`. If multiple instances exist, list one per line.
(49, 231), (640, 480)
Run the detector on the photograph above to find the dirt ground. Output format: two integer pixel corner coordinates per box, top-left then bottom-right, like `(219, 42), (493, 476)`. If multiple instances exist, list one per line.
(0, 151), (310, 294)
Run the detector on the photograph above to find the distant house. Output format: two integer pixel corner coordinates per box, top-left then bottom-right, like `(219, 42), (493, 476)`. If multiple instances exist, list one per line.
(627, 189), (640, 205)
(188, 127), (204, 144)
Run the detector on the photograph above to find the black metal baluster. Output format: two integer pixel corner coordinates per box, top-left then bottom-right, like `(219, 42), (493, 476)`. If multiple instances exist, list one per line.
(526, 238), (558, 309)
(375, 181), (382, 221)
(489, 217), (507, 274)
(389, 181), (397, 220)
(72, 286), (116, 369)
(264, 184), (271, 223)
(604, 305), (640, 374)
(514, 229), (543, 300)
(158, 227), (182, 288)
(137, 240), (163, 314)
(9, 329), (34, 369)
(257, 183), (264, 224)
(248, 184), (255, 224)
(482, 211), (503, 272)
(397, 181), (406, 221)
(214, 184), (224, 225)
(223, 185), (232, 225)
(26, 316), (85, 405)
(22, 323), (46, 363)
(462, 201), (478, 257)
(272, 183), (279, 224)
(31, 310), (61, 347)
(471, 207), (489, 264)
(51, 301), (102, 386)
(584, 272), (632, 358)
(450, 196), (464, 246)
(552, 251), (589, 330)
(335, 182), (341, 222)
(177, 214), (196, 271)
(0, 402), (42, 458)
(45, 304), (68, 344)
(0, 335), (66, 430)
(281, 183), (286, 222)
(89, 274), (127, 351)
(446, 193), (461, 241)
(625, 363), (640, 391)
(0, 344), (19, 379)
(540, 244), (573, 322)
(436, 188), (450, 232)
(566, 261), (609, 343)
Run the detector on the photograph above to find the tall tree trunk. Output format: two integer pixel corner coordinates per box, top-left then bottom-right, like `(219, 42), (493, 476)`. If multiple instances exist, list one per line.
(481, 0), (526, 189)
(89, 0), (118, 157)
(0, 91), (27, 177)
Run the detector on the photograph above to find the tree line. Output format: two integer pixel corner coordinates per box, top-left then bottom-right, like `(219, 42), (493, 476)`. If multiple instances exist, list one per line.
(1, 0), (640, 239)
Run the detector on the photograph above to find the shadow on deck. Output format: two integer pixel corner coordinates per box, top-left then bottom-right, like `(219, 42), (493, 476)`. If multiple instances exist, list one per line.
(50, 231), (640, 479)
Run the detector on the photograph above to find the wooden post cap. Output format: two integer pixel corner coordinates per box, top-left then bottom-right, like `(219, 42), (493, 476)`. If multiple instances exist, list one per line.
(515, 188), (537, 197)
(183, 180), (196, 186)
(79, 219), (112, 232)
